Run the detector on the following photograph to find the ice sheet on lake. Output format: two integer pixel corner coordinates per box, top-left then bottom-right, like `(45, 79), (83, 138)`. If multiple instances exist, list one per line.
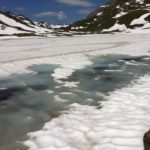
(0, 34), (150, 149)
(0, 34), (150, 81)
(24, 75), (150, 150)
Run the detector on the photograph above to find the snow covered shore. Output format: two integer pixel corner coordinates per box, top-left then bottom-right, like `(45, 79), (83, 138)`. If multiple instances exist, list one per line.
(24, 74), (150, 150)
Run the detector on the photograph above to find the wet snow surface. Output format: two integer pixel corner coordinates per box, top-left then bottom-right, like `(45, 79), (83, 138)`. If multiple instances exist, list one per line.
(0, 34), (150, 150)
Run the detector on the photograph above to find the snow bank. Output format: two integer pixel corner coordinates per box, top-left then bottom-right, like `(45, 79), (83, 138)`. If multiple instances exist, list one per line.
(24, 75), (150, 150)
(0, 25), (29, 35)
(131, 13), (150, 25)
(113, 12), (127, 18)
(136, 0), (144, 4)
(103, 23), (127, 32)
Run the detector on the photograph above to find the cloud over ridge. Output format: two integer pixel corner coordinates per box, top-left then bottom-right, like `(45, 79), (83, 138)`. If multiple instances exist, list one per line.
(34, 11), (67, 21)
(56, 0), (94, 7)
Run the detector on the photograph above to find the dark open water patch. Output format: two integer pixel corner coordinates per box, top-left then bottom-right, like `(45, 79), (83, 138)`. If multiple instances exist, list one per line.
(61, 55), (150, 105)
(0, 55), (150, 150)
(0, 87), (26, 102)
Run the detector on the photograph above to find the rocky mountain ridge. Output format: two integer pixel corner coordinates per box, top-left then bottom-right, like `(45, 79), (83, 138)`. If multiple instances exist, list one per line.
(66, 0), (150, 33)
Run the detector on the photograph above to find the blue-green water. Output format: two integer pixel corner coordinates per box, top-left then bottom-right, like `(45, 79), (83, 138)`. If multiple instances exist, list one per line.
(0, 54), (150, 149)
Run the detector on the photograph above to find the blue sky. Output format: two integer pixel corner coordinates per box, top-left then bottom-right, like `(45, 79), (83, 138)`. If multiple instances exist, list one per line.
(0, 0), (107, 24)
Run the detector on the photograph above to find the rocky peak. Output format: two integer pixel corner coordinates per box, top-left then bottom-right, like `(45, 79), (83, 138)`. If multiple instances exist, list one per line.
(68, 0), (150, 33)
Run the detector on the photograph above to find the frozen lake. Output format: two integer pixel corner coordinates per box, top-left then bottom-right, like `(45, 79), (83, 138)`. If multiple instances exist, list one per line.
(0, 34), (150, 150)
(0, 54), (150, 149)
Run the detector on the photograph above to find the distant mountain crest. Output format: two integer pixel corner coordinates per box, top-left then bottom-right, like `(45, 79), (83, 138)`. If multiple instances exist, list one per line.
(0, 11), (53, 36)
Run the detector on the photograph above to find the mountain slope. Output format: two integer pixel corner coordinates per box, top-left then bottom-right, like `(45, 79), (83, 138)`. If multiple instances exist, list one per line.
(68, 0), (150, 33)
(0, 12), (53, 36)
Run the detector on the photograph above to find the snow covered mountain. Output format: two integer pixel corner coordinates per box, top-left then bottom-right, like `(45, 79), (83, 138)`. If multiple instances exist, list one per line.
(67, 0), (150, 33)
(0, 11), (53, 36)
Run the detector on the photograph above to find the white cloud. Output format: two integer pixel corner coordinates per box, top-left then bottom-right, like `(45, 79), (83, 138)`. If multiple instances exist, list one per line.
(34, 12), (57, 17)
(78, 9), (92, 14)
(58, 11), (67, 20)
(56, 0), (94, 7)
(34, 11), (67, 21)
